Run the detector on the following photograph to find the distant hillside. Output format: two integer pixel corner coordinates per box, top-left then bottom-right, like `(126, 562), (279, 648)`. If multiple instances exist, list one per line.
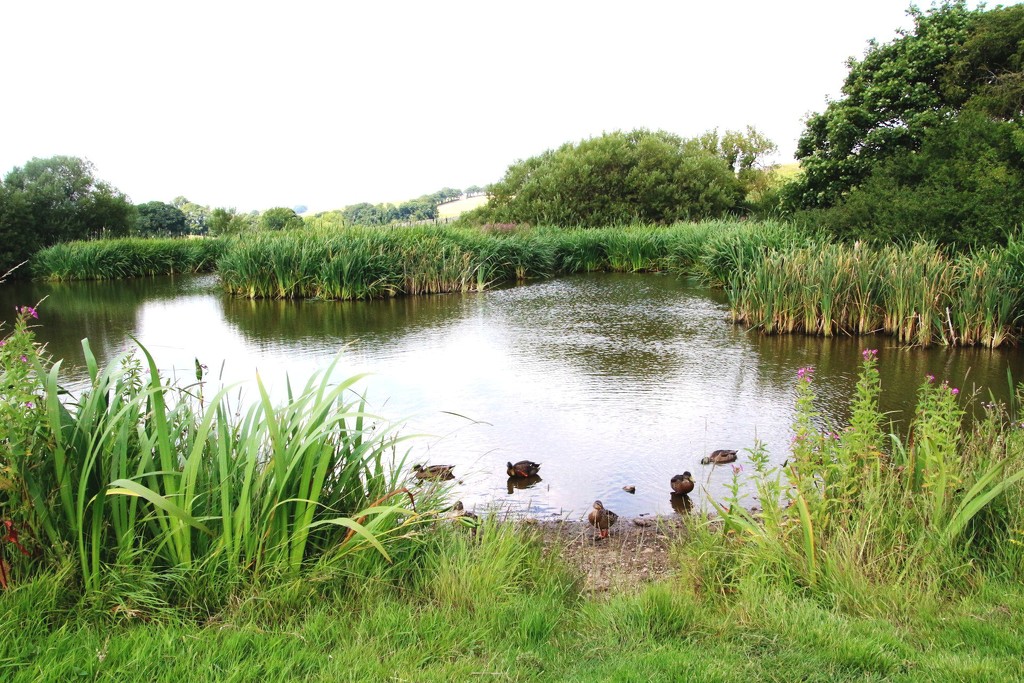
(437, 194), (488, 218)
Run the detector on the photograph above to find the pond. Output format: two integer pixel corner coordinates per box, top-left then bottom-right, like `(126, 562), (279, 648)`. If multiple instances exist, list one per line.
(3, 273), (1022, 519)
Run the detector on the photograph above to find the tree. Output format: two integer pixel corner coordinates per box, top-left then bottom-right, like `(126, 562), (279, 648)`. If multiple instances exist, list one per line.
(0, 155), (132, 274)
(172, 196), (211, 235)
(478, 129), (748, 226)
(784, 2), (1024, 245)
(787, 2), (1022, 210)
(135, 201), (188, 236)
(259, 206), (304, 231)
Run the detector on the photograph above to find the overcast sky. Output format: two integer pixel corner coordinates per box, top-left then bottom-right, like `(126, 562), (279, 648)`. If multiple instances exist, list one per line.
(0, 1), (968, 213)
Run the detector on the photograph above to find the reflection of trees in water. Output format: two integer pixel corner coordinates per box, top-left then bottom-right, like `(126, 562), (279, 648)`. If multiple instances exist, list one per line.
(219, 293), (471, 347)
(0, 275), (212, 369)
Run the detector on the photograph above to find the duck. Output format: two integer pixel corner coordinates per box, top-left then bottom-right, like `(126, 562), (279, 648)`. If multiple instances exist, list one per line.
(412, 463), (455, 480)
(448, 500), (478, 522)
(587, 500), (618, 539)
(700, 449), (738, 465)
(507, 460), (541, 477)
(670, 471), (695, 494)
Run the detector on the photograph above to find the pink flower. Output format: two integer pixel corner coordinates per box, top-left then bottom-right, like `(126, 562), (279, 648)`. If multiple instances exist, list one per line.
(926, 374), (935, 383)
(732, 465), (743, 475)
(862, 348), (878, 360)
(951, 388), (959, 396)
(20, 355), (27, 363)
(24, 401), (34, 409)
(797, 366), (815, 381)
(18, 306), (38, 319)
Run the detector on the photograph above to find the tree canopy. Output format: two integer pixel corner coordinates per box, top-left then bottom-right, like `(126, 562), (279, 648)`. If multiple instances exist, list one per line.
(259, 207), (304, 231)
(135, 201), (188, 237)
(475, 128), (773, 226)
(785, 2), (1024, 245)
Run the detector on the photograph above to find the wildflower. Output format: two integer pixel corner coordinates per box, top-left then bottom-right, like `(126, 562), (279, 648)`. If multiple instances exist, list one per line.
(797, 366), (814, 381)
(20, 355), (27, 362)
(18, 305), (38, 319)
(926, 374), (935, 383)
(951, 387), (960, 396)
(862, 348), (878, 360)
(0, 340), (5, 347)
(732, 464), (743, 475)
(24, 401), (34, 409)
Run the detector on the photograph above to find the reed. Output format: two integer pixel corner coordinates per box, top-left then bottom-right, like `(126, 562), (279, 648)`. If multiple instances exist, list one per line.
(1, 311), (434, 600)
(32, 238), (225, 281)
(728, 239), (1024, 348)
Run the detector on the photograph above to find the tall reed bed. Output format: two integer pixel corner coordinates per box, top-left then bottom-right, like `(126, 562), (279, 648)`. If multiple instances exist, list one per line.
(217, 221), (800, 300)
(0, 308), (433, 605)
(729, 240), (1024, 347)
(698, 350), (1024, 606)
(32, 237), (226, 281)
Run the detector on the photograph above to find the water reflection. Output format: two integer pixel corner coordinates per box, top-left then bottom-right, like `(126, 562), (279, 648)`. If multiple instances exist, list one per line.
(670, 493), (693, 515)
(2, 272), (1023, 518)
(507, 474), (543, 494)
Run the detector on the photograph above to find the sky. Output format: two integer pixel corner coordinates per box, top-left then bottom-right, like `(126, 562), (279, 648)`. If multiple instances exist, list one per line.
(0, 1), (961, 213)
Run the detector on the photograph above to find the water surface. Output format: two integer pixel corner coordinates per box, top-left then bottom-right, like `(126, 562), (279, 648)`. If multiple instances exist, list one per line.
(3, 273), (1021, 519)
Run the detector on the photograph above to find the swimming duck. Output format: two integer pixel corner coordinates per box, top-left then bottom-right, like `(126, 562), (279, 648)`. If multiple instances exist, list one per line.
(670, 471), (695, 494)
(587, 500), (618, 539)
(412, 464), (455, 480)
(507, 460), (541, 477)
(700, 449), (738, 465)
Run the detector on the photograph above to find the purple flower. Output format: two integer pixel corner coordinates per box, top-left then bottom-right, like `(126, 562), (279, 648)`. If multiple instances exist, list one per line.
(797, 366), (815, 381)
(926, 374), (935, 383)
(19, 355), (27, 363)
(18, 306), (38, 319)
(0, 340), (5, 347)
(951, 388), (959, 396)
(24, 401), (34, 409)
(862, 348), (878, 360)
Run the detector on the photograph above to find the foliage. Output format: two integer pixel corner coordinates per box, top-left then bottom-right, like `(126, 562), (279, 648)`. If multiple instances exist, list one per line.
(0, 318), (434, 598)
(258, 206), (303, 231)
(134, 201), (188, 237)
(785, 2), (1024, 246)
(0, 156), (133, 275)
(707, 351), (1024, 601)
(171, 196), (211, 235)
(475, 128), (769, 225)
(208, 207), (256, 236)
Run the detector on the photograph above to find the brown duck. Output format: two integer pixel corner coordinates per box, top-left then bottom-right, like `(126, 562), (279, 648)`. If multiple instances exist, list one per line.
(412, 464), (455, 480)
(587, 500), (618, 539)
(700, 449), (738, 465)
(670, 471), (695, 494)
(507, 460), (541, 477)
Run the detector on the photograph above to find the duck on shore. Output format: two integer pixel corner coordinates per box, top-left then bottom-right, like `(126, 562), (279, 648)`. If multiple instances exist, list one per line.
(587, 500), (618, 539)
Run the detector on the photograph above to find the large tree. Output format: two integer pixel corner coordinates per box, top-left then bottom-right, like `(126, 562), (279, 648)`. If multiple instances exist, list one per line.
(135, 201), (188, 236)
(478, 128), (766, 226)
(259, 206), (304, 231)
(0, 156), (132, 274)
(787, 1), (1024, 229)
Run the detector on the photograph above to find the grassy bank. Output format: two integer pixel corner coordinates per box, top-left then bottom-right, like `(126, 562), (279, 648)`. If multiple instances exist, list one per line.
(3, 310), (1024, 680)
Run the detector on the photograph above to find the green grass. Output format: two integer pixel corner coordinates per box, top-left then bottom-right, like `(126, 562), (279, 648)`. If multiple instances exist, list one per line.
(4, 530), (1024, 682)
